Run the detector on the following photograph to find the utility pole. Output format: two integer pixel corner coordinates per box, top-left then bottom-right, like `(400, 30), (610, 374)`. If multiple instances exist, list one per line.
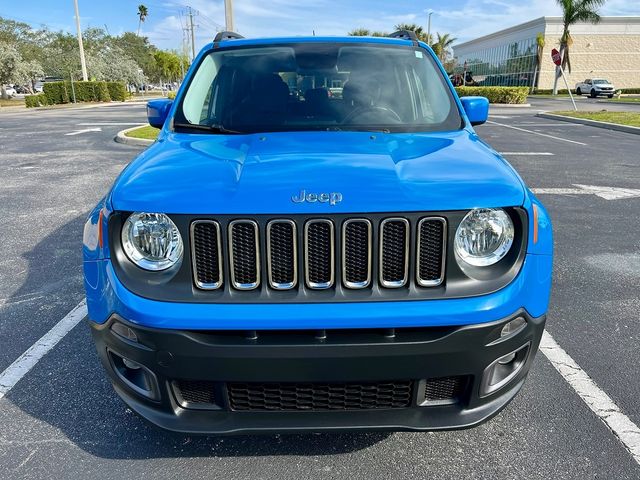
(224, 0), (234, 31)
(187, 6), (197, 60)
(73, 0), (88, 81)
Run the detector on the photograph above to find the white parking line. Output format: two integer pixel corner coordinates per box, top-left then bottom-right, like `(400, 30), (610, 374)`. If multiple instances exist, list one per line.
(0, 300), (86, 400)
(487, 120), (588, 146)
(540, 331), (640, 464)
(77, 122), (146, 126)
(500, 152), (555, 156)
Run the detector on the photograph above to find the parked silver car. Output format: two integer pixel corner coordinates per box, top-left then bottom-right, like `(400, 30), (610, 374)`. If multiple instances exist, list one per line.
(575, 78), (615, 98)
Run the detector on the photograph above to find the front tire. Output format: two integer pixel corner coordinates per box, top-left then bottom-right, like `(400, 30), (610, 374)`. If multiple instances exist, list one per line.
(608, 94), (614, 99)
(576, 88), (582, 95)
(590, 89), (597, 98)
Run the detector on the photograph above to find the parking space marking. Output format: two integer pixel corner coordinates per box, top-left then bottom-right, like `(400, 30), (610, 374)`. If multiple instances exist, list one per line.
(541, 331), (640, 464)
(500, 152), (555, 156)
(65, 127), (102, 136)
(76, 122), (146, 126)
(0, 300), (86, 400)
(487, 120), (588, 145)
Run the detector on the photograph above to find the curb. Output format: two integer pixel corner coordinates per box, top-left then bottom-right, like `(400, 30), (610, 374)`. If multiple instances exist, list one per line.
(115, 125), (154, 147)
(536, 113), (640, 135)
(597, 100), (640, 106)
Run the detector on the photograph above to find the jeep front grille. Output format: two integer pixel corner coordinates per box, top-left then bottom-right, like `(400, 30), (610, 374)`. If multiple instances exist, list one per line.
(190, 215), (447, 293)
(229, 220), (260, 290)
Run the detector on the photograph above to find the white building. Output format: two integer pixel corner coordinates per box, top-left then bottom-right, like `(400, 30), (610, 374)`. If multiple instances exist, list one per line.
(452, 16), (640, 89)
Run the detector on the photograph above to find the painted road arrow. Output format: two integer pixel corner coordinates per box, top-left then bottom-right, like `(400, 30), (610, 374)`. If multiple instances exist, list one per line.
(65, 127), (102, 136)
(532, 184), (640, 200)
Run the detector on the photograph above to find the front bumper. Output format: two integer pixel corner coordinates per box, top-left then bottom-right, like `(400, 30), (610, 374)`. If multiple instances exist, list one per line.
(90, 310), (545, 434)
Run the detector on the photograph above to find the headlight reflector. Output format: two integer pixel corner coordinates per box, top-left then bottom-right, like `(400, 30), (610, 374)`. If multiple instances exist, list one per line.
(121, 212), (183, 271)
(454, 208), (514, 266)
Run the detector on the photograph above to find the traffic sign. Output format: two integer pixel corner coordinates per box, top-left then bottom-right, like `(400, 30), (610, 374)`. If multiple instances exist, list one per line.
(551, 48), (562, 66)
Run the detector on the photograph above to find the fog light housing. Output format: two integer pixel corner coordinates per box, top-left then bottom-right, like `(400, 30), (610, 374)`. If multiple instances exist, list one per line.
(480, 342), (530, 397)
(107, 349), (159, 400)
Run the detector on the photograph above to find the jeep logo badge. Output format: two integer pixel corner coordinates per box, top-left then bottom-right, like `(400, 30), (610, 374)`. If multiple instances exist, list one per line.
(291, 190), (343, 206)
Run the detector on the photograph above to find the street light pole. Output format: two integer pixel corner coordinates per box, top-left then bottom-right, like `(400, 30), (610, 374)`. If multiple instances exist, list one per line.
(73, 0), (88, 81)
(427, 11), (433, 44)
(224, 0), (234, 31)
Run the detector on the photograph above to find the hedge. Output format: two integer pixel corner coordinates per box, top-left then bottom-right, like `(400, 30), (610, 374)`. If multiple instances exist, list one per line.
(530, 88), (570, 95)
(25, 93), (49, 108)
(43, 81), (112, 105)
(455, 86), (529, 104)
(107, 82), (128, 102)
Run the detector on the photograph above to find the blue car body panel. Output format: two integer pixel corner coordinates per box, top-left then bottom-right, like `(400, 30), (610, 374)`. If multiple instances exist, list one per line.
(83, 34), (553, 331)
(110, 130), (525, 215)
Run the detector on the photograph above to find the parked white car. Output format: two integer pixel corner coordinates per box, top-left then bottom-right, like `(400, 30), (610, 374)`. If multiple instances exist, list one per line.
(575, 78), (615, 98)
(2, 85), (17, 97)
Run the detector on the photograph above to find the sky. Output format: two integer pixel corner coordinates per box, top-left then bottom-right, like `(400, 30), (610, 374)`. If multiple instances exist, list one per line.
(3, 0), (639, 52)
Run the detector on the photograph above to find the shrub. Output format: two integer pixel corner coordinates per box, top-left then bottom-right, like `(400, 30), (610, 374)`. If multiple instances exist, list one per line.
(530, 88), (570, 95)
(43, 82), (70, 104)
(167, 90), (176, 100)
(72, 81), (111, 102)
(107, 82), (128, 102)
(25, 93), (49, 108)
(455, 86), (529, 104)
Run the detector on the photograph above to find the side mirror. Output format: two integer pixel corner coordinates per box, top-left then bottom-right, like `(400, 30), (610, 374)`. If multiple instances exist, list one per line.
(147, 99), (173, 129)
(460, 96), (489, 126)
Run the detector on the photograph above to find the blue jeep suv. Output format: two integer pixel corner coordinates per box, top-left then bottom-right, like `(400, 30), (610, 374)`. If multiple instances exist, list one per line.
(83, 31), (553, 434)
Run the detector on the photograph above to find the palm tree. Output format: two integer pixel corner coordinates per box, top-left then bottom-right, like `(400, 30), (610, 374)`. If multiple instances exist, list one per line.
(533, 32), (545, 91)
(431, 32), (457, 62)
(137, 4), (149, 36)
(394, 23), (431, 43)
(553, 0), (605, 94)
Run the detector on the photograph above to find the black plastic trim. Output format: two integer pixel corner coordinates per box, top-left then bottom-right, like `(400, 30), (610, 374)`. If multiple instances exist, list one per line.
(108, 208), (528, 304)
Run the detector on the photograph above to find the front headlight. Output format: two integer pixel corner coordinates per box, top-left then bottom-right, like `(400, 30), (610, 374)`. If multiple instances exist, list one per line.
(454, 208), (514, 267)
(121, 212), (183, 271)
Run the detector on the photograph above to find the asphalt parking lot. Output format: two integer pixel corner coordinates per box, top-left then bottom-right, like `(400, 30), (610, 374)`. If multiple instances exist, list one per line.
(1, 97), (639, 479)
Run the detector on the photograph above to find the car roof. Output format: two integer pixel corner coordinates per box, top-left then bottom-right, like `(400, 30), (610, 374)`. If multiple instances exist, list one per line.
(203, 35), (422, 50)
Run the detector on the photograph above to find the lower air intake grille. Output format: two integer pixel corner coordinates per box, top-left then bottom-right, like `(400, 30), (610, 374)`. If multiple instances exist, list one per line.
(228, 381), (413, 411)
(422, 376), (468, 405)
(174, 379), (218, 407)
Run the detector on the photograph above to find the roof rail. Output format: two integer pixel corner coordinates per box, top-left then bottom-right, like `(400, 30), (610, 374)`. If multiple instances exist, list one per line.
(388, 30), (419, 45)
(213, 31), (244, 47)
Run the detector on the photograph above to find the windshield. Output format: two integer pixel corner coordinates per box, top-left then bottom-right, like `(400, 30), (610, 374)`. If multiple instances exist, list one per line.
(176, 43), (462, 133)
(593, 79), (610, 85)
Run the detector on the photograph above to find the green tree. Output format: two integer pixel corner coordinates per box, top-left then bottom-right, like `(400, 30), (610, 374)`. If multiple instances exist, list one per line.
(0, 42), (43, 97)
(431, 32), (457, 62)
(394, 23), (431, 43)
(533, 32), (545, 90)
(347, 28), (388, 37)
(553, 0), (605, 94)
(137, 4), (149, 36)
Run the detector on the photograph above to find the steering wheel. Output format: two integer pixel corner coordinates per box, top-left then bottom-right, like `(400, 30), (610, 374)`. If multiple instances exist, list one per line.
(342, 105), (402, 125)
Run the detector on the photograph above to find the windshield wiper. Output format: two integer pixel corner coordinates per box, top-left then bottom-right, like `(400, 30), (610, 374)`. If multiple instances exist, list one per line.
(173, 122), (241, 134)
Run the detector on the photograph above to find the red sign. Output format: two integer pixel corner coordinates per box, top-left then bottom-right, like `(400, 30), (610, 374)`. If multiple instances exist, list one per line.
(551, 48), (562, 66)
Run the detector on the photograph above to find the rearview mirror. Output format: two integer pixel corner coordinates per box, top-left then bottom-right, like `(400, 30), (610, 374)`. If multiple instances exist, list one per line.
(460, 96), (489, 126)
(147, 99), (173, 129)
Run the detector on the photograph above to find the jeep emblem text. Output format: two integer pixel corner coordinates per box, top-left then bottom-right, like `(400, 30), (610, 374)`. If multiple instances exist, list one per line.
(291, 190), (343, 206)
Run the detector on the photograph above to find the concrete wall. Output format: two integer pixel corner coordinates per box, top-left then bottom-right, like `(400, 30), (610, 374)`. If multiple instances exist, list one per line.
(538, 21), (640, 89)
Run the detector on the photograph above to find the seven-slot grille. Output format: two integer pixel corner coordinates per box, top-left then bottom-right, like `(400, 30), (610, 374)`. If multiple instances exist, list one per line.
(190, 216), (446, 292)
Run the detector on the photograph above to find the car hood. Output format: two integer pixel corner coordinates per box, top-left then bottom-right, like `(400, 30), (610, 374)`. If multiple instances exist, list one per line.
(110, 130), (525, 214)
